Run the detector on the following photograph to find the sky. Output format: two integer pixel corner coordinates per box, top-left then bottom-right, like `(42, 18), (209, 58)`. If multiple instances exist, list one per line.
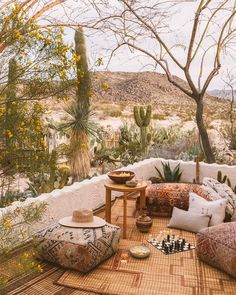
(60, 0), (235, 90)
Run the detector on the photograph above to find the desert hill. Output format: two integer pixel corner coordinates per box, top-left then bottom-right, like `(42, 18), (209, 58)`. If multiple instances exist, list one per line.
(91, 71), (224, 106)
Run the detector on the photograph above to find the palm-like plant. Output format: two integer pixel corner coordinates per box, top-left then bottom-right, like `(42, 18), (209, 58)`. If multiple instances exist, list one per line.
(60, 102), (96, 181)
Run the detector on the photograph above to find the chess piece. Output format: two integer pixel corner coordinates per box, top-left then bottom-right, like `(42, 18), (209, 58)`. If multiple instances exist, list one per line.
(167, 234), (170, 242)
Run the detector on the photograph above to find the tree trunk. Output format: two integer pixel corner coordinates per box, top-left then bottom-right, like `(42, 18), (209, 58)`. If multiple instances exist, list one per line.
(195, 99), (215, 163)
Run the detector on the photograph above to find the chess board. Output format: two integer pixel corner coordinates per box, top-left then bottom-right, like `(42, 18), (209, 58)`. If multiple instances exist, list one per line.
(147, 234), (195, 255)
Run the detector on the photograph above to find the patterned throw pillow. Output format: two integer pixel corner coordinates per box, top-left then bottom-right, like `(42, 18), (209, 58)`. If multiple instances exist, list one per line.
(189, 192), (227, 226)
(201, 177), (236, 221)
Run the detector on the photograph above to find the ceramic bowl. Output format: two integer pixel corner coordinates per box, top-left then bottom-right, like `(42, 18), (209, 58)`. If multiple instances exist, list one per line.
(129, 245), (151, 259)
(126, 180), (138, 187)
(108, 171), (135, 184)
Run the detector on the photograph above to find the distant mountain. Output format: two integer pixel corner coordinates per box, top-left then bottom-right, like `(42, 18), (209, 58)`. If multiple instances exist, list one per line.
(208, 89), (235, 101)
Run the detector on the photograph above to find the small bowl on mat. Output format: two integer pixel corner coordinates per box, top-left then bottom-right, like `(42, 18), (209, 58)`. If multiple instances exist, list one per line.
(108, 171), (135, 184)
(129, 245), (150, 259)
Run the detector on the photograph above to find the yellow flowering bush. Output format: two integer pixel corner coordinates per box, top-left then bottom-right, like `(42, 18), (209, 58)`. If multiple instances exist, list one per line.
(0, 202), (47, 292)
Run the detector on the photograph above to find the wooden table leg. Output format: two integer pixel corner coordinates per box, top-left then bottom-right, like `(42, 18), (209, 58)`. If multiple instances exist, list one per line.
(140, 189), (146, 214)
(105, 188), (111, 223)
(123, 193), (127, 239)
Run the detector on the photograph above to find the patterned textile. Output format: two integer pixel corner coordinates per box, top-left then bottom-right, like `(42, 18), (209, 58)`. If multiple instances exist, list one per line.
(35, 223), (120, 273)
(201, 177), (236, 221)
(136, 183), (209, 217)
(196, 222), (236, 278)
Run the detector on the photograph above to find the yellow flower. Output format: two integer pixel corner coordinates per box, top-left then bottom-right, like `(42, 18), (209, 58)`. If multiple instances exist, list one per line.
(44, 38), (52, 45)
(35, 125), (41, 132)
(31, 261), (35, 267)
(3, 221), (11, 228)
(80, 143), (87, 148)
(37, 264), (43, 273)
(35, 155), (39, 160)
(14, 30), (22, 39)
(102, 82), (109, 90)
(6, 130), (13, 138)
(97, 57), (103, 66)
(11, 101), (17, 106)
(23, 252), (30, 258)
(73, 54), (81, 62)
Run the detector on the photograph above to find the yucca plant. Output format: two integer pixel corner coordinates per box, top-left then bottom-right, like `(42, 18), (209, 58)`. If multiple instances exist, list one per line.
(60, 102), (97, 181)
(155, 162), (182, 183)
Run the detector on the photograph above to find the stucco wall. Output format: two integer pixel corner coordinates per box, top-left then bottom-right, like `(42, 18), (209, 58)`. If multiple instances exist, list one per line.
(1, 158), (236, 231)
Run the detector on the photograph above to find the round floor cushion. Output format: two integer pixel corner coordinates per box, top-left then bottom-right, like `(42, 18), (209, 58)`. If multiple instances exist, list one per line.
(136, 183), (209, 217)
(196, 222), (236, 277)
(35, 222), (120, 273)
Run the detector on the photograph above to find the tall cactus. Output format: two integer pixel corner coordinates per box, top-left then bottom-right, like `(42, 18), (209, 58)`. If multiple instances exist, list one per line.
(74, 28), (90, 110)
(133, 105), (152, 152)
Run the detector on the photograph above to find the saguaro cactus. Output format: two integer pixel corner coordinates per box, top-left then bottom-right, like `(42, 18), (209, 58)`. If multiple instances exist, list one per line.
(133, 105), (152, 153)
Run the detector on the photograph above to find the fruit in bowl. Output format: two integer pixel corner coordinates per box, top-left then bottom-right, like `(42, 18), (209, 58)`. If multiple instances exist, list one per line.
(108, 171), (135, 184)
(129, 245), (150, 259)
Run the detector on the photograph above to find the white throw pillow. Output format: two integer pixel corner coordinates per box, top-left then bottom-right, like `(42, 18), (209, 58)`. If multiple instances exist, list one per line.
(168, 207), (210, 233)
(189, 192), (227, 226)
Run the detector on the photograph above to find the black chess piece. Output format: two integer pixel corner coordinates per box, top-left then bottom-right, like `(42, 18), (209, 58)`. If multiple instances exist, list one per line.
(165, 245), (169, 254)
(162, 240), (165, 248)
(188, 243), (191, 249)
(176, 242), (180, 251)
(167, 234), (170, 242)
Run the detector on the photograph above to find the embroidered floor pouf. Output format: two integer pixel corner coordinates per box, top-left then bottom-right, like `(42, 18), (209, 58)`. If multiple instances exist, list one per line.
(136, 183), (209, 217)
(35, 222), (120, 273)
(196, 222), (236, 278)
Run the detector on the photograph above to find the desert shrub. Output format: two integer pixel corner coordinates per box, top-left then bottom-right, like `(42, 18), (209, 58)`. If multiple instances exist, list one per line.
(107, 110), (122, 117)
(0, 202), (47, 292)
(150, 126), (183, 146)
(218, 123), (236, 150)
(117, 123), (144, 165)
(152, 113), (166, 120)
(178, 130), (205, 161)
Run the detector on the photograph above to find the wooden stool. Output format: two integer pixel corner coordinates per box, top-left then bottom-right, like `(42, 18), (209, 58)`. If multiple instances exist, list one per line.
(105, 182), (147, 239)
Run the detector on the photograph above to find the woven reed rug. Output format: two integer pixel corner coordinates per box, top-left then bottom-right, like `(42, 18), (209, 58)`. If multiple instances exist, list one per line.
(5, 199), (236, 295)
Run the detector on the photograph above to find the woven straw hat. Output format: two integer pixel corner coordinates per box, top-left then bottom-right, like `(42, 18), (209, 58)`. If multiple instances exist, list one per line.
(59, 209), (106, 228)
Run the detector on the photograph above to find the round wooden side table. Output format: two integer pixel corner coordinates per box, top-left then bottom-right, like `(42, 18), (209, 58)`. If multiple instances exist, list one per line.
(104, 182), (147, 239)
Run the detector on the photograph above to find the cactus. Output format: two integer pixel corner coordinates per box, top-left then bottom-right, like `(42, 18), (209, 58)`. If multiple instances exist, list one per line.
(217, 170), (228, 184)
(217, 170), (236, 194)
(133, 105), (152, 152)
(74, 28), (90, 110)
(195, 156), (200, 184)
(58, 166), (70, 188)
